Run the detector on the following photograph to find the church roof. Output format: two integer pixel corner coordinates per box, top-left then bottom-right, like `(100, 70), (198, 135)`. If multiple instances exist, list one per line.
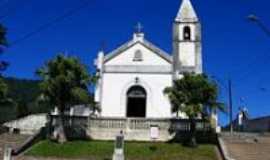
(104, 33), (172, 63)
(175, 0), (198, 22)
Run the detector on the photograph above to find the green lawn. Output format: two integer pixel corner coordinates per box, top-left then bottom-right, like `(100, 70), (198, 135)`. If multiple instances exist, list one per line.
(26, 140), (219, 160)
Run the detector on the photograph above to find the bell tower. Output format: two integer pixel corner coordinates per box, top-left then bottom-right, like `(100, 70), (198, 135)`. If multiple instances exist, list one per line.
(173, 0), (202, 78)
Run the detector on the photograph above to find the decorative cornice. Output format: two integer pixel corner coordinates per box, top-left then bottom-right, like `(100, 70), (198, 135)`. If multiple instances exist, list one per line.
(173, 40), (200, 43)
(174, 21), (199, 24)
(178, 66), (200, 74)
(104, 65), (172, 74)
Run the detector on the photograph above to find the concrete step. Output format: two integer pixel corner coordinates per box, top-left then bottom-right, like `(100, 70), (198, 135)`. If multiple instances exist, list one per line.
(0, 133), (29, 160)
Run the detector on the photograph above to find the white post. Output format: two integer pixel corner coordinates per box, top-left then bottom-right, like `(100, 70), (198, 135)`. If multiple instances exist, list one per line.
(238, 111), (243, 132)
(69, 107), (74, 125)
(112, 131), (125, 160)
(3, 146), (12, 160)
(52, 107), (59, 115)
(70, 107), (74, 116)
(211, 109), (219, 133)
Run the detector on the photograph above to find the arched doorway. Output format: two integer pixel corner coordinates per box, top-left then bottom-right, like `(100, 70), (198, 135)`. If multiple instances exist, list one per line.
(126, 86), (146, 118)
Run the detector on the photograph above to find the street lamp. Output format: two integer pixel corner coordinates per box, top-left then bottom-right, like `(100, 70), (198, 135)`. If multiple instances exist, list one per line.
(248, 14), (270, 92)
(247, 14), (259, 22)
(247, 14), (270, 37)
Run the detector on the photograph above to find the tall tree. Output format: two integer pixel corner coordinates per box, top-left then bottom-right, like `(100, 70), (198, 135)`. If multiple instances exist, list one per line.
(0, 24), (8, 71)
(0, 24), (7, 45)
(37, 54), (94, 143)
(0, 24), (10, 105)
(0, 78), (8, 104)
(164, 73), (224, 147)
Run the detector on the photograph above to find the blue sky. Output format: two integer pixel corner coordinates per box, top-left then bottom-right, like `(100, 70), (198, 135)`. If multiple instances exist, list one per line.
(1, 0), (270, 125)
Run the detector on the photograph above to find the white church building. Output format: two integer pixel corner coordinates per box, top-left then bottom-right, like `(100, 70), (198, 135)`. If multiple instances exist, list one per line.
(4, 0), (218, 141)
(94, 0), (202, 119)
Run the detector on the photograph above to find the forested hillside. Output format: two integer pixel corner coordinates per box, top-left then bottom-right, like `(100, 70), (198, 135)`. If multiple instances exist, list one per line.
(5, 77), (40, 103)
(0, 77), (51, 124)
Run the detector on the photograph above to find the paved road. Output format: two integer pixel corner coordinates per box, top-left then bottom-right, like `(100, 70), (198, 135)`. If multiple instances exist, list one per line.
(223, 136), (270, 160)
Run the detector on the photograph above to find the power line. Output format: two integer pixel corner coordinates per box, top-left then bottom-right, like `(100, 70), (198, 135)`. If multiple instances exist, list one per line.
(0, 0), (31, 21)
(9, 0), (93, 47)
(0, 0), (13, 13)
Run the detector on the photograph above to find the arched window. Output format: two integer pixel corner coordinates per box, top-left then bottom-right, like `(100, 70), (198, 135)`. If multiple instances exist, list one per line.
(183, 26), (191, 40)
(133, 50), (143, 61)
(127, 86), (146, 98)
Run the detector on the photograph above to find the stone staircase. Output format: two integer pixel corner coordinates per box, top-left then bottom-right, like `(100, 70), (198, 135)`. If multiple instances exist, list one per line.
(221, 133), (270, 160)
(0, 133), (29, 160)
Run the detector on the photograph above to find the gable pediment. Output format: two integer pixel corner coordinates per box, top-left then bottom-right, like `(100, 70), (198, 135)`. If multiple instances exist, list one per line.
(104, 40), (172, 66)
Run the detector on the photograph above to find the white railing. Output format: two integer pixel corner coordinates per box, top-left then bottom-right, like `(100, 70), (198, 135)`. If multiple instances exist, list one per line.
(90, 118), (126, 129)
(89, 118), (211, 132)
(48, 116), (212, 141)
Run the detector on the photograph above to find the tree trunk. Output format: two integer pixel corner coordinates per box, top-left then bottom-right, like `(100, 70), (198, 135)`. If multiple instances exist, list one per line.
(189, 118), (197, 147)
(57, 112), (67, 143)
(51, 105), (67, 143)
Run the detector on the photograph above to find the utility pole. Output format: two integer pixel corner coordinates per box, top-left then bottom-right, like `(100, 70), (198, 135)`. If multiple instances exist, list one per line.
(210, 75), (234, 134)
(228, 79), (233, 134)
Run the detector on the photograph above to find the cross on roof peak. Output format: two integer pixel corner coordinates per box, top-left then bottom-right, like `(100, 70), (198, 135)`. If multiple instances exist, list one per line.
(135, 22), (143, 33)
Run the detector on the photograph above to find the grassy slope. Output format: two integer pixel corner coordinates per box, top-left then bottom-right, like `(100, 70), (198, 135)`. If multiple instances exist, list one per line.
(26, 140), (218, 160)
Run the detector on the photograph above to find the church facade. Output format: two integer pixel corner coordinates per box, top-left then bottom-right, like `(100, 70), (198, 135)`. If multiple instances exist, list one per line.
(94, 0), (202, 119)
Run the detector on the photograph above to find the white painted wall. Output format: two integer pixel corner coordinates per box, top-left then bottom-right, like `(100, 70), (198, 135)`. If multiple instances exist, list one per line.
(101, 73), (172, 118)
(179, 42), (196, 66)
(4, 114), (47, 135)
(99, 40), (175, 118)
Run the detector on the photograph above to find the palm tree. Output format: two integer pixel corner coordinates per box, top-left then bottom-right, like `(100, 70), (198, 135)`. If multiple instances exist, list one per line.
(164, 73), (224, 147)
(36, 54), (94, 143)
